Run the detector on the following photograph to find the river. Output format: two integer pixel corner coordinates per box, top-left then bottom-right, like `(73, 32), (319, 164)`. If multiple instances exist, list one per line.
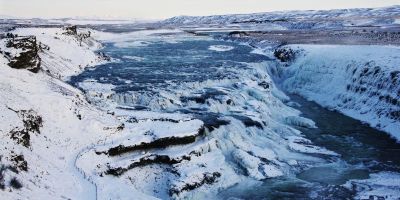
(70, 29), (400, 199)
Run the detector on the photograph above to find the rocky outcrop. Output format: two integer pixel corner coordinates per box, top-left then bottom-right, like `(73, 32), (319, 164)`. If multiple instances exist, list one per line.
(8, 109), (43, 148)
(63, 25), (92, 46)
(0, 156), (23, 190)
(228, 31), (250, 38)
(105, 154), (192, 176)
(63, 26), (78, 35)
(2, 35), (41, 73)
(102, 127), (204, 156)
(169, 172), (221, 196)
(345, 62), (400, 123)
(274, 46), (296, 63)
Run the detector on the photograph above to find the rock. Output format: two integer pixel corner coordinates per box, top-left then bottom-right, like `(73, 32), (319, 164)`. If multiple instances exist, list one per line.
(8, 109), (43, 147)
(105, 131), (202, 156)
(258, 81), (270, 89)
(169, 172), (221, 196)
(228, 31), (250, 37)
(63, 25), (78, 35)
(9, 177), (22, 189)
(10, 128), (30, 148)
(105, 154), (191, 176)
(10, 154), (27, 172)
(274, 47), (296, 62)
(4, 36), (41, 73)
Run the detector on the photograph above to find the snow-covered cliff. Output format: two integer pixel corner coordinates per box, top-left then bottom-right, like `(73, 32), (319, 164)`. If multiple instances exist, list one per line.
(275, 45), (400, 140)
(0, 27), (122, 199)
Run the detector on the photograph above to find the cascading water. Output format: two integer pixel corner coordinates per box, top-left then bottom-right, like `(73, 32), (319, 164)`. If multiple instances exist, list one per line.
(70, 29), (400, 199)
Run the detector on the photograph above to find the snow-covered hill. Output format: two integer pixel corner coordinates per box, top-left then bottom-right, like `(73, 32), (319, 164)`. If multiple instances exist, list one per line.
(0, 27), (123, 199)
(162, 5), (400, 30)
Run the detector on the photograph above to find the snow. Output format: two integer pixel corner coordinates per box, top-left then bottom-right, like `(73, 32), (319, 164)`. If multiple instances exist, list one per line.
(279, 44), (400, 140)
(79, 79), (116, 94)
(344, 172), (400, 200)
(122, 55), (146, 61)
(0, 27), (135, 199)
(1, 8), (399, 198)
(0, 30), (118, 199)
(284, 115), (317, 128)
(69, 35), (340, 198)
(287, 136), (339, 156)
(232, 149), (284, 179)
(208, 45), (235, 52)
(114, 40), (152, 48)
(162, 5), (400, 30)
(10, 28), (104, 79)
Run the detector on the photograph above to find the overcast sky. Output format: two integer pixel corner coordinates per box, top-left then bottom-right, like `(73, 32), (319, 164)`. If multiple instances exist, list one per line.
(1, 0), (399, 19)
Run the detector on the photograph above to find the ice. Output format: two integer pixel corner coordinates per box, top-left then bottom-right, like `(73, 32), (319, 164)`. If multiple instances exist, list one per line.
(208, 45), (235, 52)
(70, 48), (333, 198)
(287, 136), (339, 156)
(279, 45), (400, 140)
(2, 7), (399, 198)
(284, 116), (317, 128)
(115, 40), (152, 48)
(122, 55), (146, 61)
(344, 172), (400, 200)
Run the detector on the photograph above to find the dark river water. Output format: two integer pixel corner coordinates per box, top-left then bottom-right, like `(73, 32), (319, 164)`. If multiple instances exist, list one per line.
(218, 94), (400, 199)
(70, 35), (269, 93)
(70, 31), (400, 199)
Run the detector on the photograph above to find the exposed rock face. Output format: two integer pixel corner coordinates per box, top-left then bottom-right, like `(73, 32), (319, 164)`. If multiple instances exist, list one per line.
(104, 131), (203, 156)
(274, 47), (296, 62)
(10, 154), (27, 172)
(169, 172), (221, 196)
(63, 25), (92, 46)
(0, 156), (23, 190)
(3, 36), (41, 73)
(8, 109), (43, 148)
(345, 62), (400, 123)
(63, 25), (78, 35)
(280, 45), (400, 138)
(0, 27), (110, 199)
(105, 154), (191, 176)
(228, 31), (250, 38)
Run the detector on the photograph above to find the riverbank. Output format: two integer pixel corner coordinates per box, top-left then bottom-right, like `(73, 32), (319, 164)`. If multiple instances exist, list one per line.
(0, 27), (124, 199)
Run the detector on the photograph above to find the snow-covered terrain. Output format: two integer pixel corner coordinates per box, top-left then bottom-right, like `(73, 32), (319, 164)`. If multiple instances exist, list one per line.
(274, 45), (400, 140)
(0, 27), (125, 199)
(162, 5), (400, 30)
(344, 172), (400, 200)
(1, 5), (400, 200)
(0, 26), (354, 199)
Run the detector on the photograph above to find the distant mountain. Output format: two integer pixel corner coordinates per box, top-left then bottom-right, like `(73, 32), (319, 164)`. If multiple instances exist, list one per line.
(161, 5), (400, 29)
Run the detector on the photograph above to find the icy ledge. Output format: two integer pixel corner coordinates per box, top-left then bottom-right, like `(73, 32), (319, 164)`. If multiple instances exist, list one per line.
(277, 45), (400, 140)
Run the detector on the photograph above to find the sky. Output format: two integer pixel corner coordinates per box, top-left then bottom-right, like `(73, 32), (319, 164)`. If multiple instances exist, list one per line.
(1, 0), (399, 19)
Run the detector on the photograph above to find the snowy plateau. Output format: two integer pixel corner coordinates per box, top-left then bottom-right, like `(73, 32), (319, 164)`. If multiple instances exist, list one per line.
(0, 5), (400, 200)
